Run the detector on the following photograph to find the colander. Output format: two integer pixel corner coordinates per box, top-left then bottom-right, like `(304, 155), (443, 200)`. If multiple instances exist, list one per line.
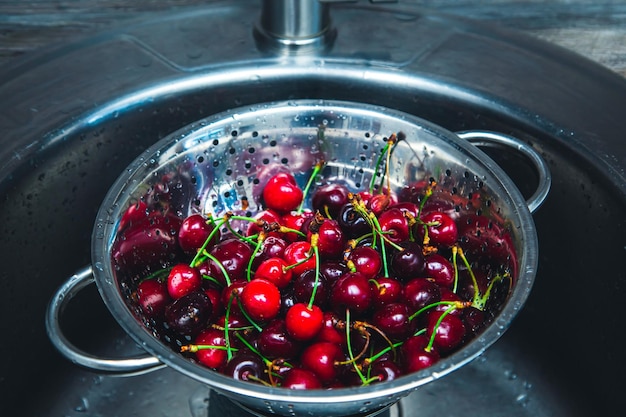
(47, 99), (550, 416)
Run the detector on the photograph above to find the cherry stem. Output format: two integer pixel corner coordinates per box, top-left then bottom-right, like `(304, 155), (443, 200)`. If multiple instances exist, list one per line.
(225, 294), (235, 361)
(369, 141), (390, 195)
(234, 293), (264, 333)
(408, 300), (467, 322)
(456, 246), (483, 308)
(199, 250), (232, 287)
(344, 309), (368, 384)
(246, 233), (266, 282)
(298, 161), (325, 214)
(364, 341), (403, 365)
(308, 242), (321, 310)
(189, 216), (227, 268)
(180, 344), (238, 353)
(452, 246), (460, 293)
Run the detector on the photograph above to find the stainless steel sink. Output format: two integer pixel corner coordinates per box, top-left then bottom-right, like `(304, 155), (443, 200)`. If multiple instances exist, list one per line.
(0, 1), (624, 415)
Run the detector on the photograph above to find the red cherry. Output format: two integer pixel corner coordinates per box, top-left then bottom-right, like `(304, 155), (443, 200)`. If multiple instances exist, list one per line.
(240, 278), (282, 322)
(118, 200), (148, 232)
(378, 207), (409, 244)
(285, 303), (324, 341)
(315, 311), (346, 345)
(281, 368), (322, 389)
(311, 183), (350, 218)
(330, 272), (372, 316)
(167, 263), (202, 299)
(281, 210), (314, 242)
(136, 278), (170, 318)
(309, 219), (346, 259)
(257, 319), (302, 360)
(283, 241), (316, 277)
(423, 253), (455, 288)
(193, 328), (228, 369)
(370, 276), (403, 308)
(246, 209), (281, 237)
(300, 341), (343, 383)
(263, 173), (303, 213)
(255, 257), (293, 289)
(419, 211), (458, 247)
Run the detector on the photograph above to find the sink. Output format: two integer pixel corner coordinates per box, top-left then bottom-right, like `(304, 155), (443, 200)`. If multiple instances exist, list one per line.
(0, 1), (624, 415)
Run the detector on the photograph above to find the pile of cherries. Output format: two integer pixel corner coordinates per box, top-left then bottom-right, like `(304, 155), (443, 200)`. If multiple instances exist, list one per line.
(113, 133), (515, 390)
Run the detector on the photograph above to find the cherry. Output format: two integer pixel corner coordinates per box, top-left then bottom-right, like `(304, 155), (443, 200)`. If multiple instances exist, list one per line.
(263, 172), (303, 213)
(371, 302), (415, 342)
(368, 193), (396, 216)
(390, 240), (425, 279)
(167, 263), (202, 299)
(281, 210), (314, 242)
(300, 341), (344, 383)
(292, 269), (328, 308)
(221, 281), (247, 316)
(346, 246), (382, 280)
(377, 207), (409, 244)
(246, 209), (282, 237)
(426, 310), (466, 352)
(281, 368), (322, 390)
(419, 211), (458, 247)
(310, 219), (346, 259)
(164, 291), (212, 336)
(369, 359), (402, 383)
(401, 334), (440, 373)
(403, 278), (441, 312)
(178, 213), (219, 254)
(283, 241), (316, 277)
(330, 272), (372, 316)
(191, 327), (228, 369)
(370, 276), (403, 308)
(258, 319), (302, 359)
(318, 260), (349, 287)
(136, 278), (171, 319)
(223, 350), (266, 383)
(457, 213), (517, 273)
(315, 311), (346, 346)
(423, 253), (455, 288)
(202, 238), (253, 285)
(240, 278), (282, 323)
(311, 183), (350, 218)
(255, 257), (293, 289)
(285, 303), (324, 341)
(337, 203), (370, 238)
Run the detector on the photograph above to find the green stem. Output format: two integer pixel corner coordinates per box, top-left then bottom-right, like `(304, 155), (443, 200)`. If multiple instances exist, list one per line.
(298, 161), (324, 214)
(426, 305), (457, 352)
(345, 309), (367, 384)
(190, 217), (226, 268)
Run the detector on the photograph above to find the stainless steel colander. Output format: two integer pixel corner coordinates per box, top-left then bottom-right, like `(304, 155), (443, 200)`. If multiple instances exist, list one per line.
(47, 99), (550, 416)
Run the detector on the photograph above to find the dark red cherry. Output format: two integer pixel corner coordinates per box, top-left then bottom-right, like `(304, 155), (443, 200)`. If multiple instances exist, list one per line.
(315, 219), (347, 259)
(263, 172), (303, 213)
(178, 213), (219, 254)
(423, 253), (455, 288)
(258, 319), (302, 360)
(240, 278), (282, 322)
(371, 302), (415, 342)
(403, 278), (441, 312)
(165, 291), (213, 336)
(311, 183), (350, 218)
(136, 278), (171, 319)
(401, 334), (440, 373)
(223, 350), (266, 383)
(319, 261), (349, 287)
(390, 240), (425, 279)
(337, 203), (370, 238)
(347, 246), (382, 280)
(427, 310), (466, 352)
(292, 269), (328, 308)
(203, 238), (253, 285)
(369, 359), (402, 383)
(167, 263), (202, 299)
(246, 209), (282, 238)
(370, 276), (403, 308)
(315, 311), (346, 346)
(330, 272), (372, 316)
(281, 368), (323, 389)
(368, 193), (396, 216)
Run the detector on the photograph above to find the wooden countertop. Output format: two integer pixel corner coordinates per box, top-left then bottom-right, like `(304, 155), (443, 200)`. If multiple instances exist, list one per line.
(1, 0), (626, 78)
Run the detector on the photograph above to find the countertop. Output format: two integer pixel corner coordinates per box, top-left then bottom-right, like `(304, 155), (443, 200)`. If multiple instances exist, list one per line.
(1, 0), (626, 77)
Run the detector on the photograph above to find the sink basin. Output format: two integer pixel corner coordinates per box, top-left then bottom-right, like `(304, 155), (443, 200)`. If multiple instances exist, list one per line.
(0, 2), (624, 416)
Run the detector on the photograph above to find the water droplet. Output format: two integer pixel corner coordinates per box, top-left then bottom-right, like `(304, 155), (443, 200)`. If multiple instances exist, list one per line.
(74, 397), (89, 412)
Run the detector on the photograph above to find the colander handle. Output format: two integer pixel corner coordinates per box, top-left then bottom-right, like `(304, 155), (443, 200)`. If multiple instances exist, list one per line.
(456, 130), (551, 214)
(45, 265), (166, 375)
